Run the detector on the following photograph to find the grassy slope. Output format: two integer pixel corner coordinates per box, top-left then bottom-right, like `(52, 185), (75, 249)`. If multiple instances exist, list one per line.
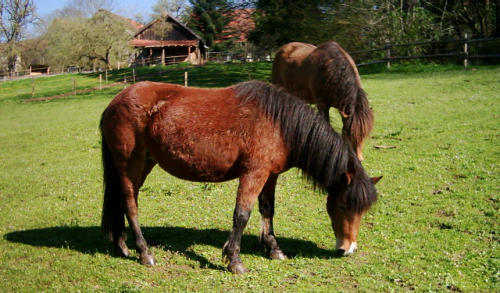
(0, 64), (498, 292)
(0, 62), (273, 102)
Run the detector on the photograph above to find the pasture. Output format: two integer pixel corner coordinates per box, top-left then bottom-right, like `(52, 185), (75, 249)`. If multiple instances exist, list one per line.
(0, 63), (498, 291)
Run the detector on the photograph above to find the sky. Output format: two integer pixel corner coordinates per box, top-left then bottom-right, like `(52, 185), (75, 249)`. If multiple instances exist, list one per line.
(34, 0), (159, 21)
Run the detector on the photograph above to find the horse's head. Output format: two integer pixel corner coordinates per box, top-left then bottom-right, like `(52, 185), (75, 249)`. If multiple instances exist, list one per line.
(327, 173), (381, 256)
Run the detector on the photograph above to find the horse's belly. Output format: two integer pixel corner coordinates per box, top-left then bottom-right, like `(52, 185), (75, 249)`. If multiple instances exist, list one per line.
(147, 132), (242, 182)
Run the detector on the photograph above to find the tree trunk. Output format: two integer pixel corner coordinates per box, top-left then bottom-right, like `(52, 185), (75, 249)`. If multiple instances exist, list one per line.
(7, 54), (17, 77)
(495, 0), (500, 36)
(105, 47), (111, 70)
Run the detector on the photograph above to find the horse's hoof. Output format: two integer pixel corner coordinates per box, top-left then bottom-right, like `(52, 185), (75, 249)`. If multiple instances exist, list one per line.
(270, 248), (287, 260)
(228, 261), (248, 274)
(221, 240), (230, 263)
(113, 244), (130, 257)
(139, 254), (155, 266)
(120, 247), (130, 257)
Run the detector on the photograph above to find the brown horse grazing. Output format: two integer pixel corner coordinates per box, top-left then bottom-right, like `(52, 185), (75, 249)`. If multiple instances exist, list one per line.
(272, 41), (374, 161)
(100, 80), (381, 273)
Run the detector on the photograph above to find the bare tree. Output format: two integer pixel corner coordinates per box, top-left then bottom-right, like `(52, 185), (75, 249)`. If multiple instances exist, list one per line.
(151, 0), (189, 19)
(0, 0), (36, 75)
(67, 0), (116, 17)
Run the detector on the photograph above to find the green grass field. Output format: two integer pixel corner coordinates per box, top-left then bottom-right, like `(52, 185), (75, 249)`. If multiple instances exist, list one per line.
(0, 63), (498, 292)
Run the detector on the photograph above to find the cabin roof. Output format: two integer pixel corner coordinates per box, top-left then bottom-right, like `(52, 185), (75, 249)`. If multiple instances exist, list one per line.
(130, 39), (199, 48)
(133, 14), (204, 45)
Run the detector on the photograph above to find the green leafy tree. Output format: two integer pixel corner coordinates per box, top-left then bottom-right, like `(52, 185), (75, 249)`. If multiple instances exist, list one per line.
(186, 0), (231, 49)
(422, 0), (498, 38)
(43, 16), (89, 70)
(42, 9), (135, 71)
(80, 9), (135, 70)
(249, 0), (329, 50)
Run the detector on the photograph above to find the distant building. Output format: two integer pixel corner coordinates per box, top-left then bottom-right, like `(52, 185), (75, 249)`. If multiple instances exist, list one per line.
(131, 15), (206, 66)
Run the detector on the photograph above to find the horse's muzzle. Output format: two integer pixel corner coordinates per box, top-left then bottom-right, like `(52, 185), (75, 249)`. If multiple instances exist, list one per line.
(335, 241), (357, 257)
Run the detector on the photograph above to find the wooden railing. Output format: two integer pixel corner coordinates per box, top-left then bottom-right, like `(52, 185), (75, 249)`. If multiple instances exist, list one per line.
(207, 51), (272, 63)
(350, 36), (500, 69)
(132, 55), (189, 66)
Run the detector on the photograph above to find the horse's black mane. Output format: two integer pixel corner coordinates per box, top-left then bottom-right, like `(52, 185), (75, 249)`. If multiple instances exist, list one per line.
(234, 80), (377, 211)
(317, 41), (374, 148)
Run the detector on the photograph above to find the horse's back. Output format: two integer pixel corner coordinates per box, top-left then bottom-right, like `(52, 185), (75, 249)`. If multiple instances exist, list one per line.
(272, 42), (317, 84)
(275, 42), (316, 62)
(102, 81), (288, 183)
(272, 42), (318, 101)
(311, 41), (361, 87)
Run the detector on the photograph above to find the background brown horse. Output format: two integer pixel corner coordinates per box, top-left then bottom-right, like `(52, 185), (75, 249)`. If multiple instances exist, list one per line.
(100, 80), (380, 273)
(272, 41), (374, 161)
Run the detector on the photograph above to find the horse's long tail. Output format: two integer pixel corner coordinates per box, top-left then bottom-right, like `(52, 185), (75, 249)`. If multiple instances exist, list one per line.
(100, 120), (126, 242)
(344, 89), (374, 160)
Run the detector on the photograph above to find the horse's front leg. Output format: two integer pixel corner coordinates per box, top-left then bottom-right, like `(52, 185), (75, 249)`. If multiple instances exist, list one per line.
(223, 170), (269, 274)
(258, 174), (286, 260)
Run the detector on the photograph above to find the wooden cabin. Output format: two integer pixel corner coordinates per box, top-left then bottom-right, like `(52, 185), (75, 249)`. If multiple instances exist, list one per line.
(131, 15), (206, 66)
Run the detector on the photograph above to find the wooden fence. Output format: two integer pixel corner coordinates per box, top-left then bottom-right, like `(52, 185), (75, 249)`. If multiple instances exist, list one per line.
(206, 52), (272, 63)
(350, 35), (500, 69)
(5, 35), (499, 81)
(131, 55), (189, 67)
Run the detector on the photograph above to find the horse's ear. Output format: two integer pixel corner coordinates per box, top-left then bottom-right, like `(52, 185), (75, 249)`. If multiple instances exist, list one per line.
(345, 172), (352, 185)
(340, 111), (349, 118)
(371, 176), (382, 184)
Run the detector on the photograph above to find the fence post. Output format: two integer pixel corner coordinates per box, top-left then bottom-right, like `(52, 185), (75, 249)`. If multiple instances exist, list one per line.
(184, 71), (188, 87)
(133, 68), (136, 83)
(463, 33), (469, 70)
(385, 41), (391, 70)
(105, 70), (108, 84)
(72, 77), (76, 95)
(31, 78), (35, 97)
(99, 74), (102, 90)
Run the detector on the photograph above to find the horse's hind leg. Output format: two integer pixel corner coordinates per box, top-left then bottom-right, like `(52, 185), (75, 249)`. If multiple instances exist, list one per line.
(114, 156), (156, 259)
(258, 174), (286, 260)
(121, 151), (156, 265)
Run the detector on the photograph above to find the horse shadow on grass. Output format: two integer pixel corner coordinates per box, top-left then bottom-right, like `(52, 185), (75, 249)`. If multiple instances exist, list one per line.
(4, 225), (333, 271)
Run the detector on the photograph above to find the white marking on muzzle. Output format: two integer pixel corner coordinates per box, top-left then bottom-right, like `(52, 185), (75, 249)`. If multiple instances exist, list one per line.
(336, 238), (357, 255)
